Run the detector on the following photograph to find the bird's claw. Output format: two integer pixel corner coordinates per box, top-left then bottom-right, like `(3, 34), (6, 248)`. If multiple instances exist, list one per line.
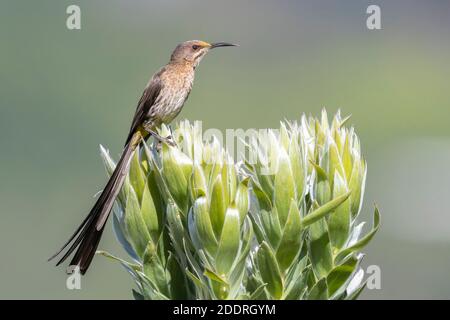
(163, 135), (177, 147)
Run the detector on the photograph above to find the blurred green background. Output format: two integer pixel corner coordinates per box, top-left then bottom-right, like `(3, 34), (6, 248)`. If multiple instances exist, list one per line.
(1, 0), (449, 299)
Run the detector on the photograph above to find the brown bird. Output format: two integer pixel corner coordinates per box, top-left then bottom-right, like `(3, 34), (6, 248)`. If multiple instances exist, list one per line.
(49, 40), (237, 274)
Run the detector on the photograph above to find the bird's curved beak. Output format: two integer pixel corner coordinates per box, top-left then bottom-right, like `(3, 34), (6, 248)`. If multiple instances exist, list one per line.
(210, 42), (239, 49)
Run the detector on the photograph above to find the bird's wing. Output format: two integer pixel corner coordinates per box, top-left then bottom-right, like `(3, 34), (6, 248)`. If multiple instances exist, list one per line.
(124, 71), (164, 145)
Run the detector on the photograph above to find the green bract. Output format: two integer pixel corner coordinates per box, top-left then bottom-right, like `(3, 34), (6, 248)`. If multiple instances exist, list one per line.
(98, 111), (379, 300)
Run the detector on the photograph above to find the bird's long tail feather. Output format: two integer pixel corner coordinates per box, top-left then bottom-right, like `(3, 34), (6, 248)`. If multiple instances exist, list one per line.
(49, 135), (139, 274)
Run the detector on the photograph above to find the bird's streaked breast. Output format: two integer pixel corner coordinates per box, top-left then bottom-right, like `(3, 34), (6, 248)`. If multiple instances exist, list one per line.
(147, 63), (194, 126)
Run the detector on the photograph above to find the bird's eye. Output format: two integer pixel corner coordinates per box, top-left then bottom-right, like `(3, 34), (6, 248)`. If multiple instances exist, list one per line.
(192, 45), (200, 50)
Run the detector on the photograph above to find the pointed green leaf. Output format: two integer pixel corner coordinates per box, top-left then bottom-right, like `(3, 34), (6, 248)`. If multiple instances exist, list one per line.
(335, 206), (380, 263)
(209, 175), (227, 237)
(249, 283), (268, 300)
(216, 205), (240, 275)
(166, 202), (185, 256)
(186, 268), (206, 290)
(328, 141), (345, 188)
(345, 282), (366, 300)
(260, 208), (282, 248)
(316, 179), (332, 206)
(140, 183), (160, 243)
(257, 241), (283, 299)
(251, 180), (272, 211)
(190, 164), (207, 200)
(235, 178), (250, 222)
(276, 199), (302, 273)
(310, 160), (328, 181)
(96, 250), (140, 271)
(307, 277), (328, 300)
(274, 148), (296, 227)
(339, 114), (352, 129)
(326, 255), (358, 297)
(161, 144), (192, 211)
(349, 158), (366, 219)
(129, 150), (146, 202)
(289, 138), (305, 200)
(328, 173), (351, 250)
(342, 136), (353, 181)
(221, 163), (237, 206)
(279, 122), (290, 150)
(112, 210), (139, 261)
(283, 267), (310, 300)
(314, 119), (326, 155)
(311, 160), (331, 205)
(147, 170), (164, 220)
(132, 289), (144, 300)
(124, 187), (151, 256)
(143, 241), (169, 296)
(204, 268), (228, 285)
(308, 218), (333, 279)
(192, 197), (218, 255)
(167, 253), (188, 299)
(321, 109), (329, 131)
(302, 191), (352, 227)
(333, 126), (343, 154)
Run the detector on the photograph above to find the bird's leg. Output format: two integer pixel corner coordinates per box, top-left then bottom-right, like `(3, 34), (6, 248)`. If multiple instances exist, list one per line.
(150, 129), (176, 146)
(143, 122), (176, 147)
(166, 125), (177, 146)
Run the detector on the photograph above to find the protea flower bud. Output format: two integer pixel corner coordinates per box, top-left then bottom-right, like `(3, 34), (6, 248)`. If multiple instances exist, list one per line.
(98, 113), (379, 300)
(246, 110), (379, 299)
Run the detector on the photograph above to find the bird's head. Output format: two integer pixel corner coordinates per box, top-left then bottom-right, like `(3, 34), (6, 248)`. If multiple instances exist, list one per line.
(170, 40), (237, 67)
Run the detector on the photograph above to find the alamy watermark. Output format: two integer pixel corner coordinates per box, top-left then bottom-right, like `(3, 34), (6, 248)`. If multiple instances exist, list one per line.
(366, 5), (381, 30)
(366, 265), (381, 290)
(168, 123), (286, 175)
(66, 266), (81, 290)
(66, 5), (382, 31)
(66, 5), (81, 30)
